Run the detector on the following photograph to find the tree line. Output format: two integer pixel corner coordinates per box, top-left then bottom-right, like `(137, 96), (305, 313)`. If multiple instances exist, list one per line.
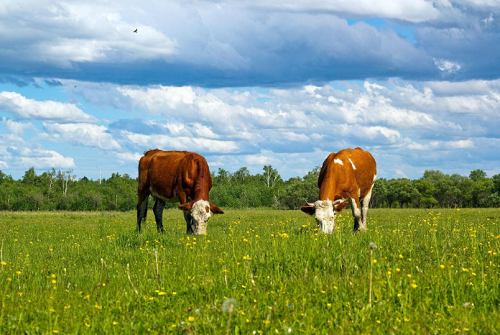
(0, 166), (499, 211)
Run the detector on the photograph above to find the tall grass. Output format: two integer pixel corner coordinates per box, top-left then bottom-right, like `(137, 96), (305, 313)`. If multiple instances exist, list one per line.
(0, 208), (499, 334)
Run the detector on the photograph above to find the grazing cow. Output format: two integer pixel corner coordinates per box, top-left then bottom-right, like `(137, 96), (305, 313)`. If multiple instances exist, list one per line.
(301, 148), (377, 233)
(137, 150), (223, 234)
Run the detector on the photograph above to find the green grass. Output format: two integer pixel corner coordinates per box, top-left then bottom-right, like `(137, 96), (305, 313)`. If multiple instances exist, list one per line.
(1, 208), (499, 334)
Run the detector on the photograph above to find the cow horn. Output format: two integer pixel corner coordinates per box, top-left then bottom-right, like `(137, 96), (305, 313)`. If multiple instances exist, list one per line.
(332, 199), (345, 206)
(306, 202), (315, 206)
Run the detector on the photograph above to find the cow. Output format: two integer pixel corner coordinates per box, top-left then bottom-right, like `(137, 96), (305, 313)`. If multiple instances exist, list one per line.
(301, 148), (377, 233)
(137, 149), (224, 234)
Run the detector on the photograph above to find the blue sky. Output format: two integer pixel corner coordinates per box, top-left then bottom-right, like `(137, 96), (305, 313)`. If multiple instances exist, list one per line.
(0, 0), (499, 180)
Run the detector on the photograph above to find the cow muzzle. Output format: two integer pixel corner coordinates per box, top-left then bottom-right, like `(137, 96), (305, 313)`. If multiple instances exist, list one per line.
(188, 222), (207, 235)
(318, 218), (336, 234)
(195, 223), (207, 235)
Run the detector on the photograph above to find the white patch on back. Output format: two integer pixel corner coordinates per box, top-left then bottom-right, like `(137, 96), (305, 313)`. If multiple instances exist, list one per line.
(347, 157), (356, 170)
(334, 159), (343, 166)
(373, 174), (377, 181)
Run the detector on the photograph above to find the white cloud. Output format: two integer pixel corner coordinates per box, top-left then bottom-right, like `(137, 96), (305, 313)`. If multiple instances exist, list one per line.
(246, 0), (440, 22)
(42, 123), (121, 150)
(122, 131), (239, 153)
(1, 118), (36, 134)
(6, 146), (75, 169)
(3, 77), (496, 180)
(115, 152), (142, 163)
(118, 86), (197, 111)
(407, 139), (475, 150)
(0, 92), (96, 122)
(434, 59), (461, 74)
(0, 1), (177, 68)
(192, 123), (220, 139)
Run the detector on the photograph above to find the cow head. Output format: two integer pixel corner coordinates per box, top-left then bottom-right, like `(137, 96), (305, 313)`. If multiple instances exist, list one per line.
(179, 200), (224, 235)
(300, 199), (347, 233)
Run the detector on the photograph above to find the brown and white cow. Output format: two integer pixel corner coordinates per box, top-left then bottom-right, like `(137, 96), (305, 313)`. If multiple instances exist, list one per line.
(137, 149), (223, 234)
(301, 148), (377, 233)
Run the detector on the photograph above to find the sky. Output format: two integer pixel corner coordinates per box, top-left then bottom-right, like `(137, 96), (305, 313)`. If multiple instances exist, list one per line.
(0, 0), (499, 181)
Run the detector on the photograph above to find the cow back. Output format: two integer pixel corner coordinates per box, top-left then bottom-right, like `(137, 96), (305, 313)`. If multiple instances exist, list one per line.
(148, 151), (188, 199)
(319, 148), (376, 200)
(146, 151), (212, 201)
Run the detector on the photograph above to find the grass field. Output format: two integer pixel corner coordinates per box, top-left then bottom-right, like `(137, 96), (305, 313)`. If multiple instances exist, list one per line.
(1, 208), (499, 334)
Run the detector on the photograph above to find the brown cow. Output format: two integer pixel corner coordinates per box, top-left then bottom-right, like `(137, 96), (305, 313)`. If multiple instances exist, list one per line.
(137, 149), (223, 234)
(301, 148), (377, 233)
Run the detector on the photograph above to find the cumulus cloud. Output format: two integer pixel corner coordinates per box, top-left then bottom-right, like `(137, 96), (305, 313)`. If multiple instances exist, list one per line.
(0, 1), (177, 68)
(248, 0), (440, 22)
(4, 146), (75, 169)
(2, 76), (500, 179)
(0, 0), (444, 86)
(115, 152), (143, 163)
(42, 123), (121, 150)
(122, 131), (240, 154)
(0, 92), (96, 122)
(1, 117), (36, 134)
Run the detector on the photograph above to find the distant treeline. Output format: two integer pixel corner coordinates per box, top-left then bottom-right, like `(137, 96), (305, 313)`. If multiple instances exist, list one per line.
(0, 166), (499, 211)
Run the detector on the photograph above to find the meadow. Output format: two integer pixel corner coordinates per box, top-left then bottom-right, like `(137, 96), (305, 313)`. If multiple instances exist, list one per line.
(1, 208), (499, 334)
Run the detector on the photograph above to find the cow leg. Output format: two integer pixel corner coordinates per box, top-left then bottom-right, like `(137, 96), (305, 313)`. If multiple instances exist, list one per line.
(153, 199), (166, 233)
(184, 211), (194, 234)
(178, 194), (194, 234)
(351, 197), (363, 232)
(136, 192), (149, 232)
(360, 186), (374, 231)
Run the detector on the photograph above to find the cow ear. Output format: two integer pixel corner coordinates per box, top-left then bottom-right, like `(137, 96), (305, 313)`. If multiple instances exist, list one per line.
(300, 204), (315, 216)
(178, 202), (193, 212)
(334, 202), (349, 212)
(209, 202), (224, 214)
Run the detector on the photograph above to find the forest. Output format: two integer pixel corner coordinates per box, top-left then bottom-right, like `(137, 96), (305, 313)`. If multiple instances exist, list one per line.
(0, 166), (499, 211)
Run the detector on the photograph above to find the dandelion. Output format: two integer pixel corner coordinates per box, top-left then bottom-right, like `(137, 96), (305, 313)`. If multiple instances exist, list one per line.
(1, 261), (6, 266)
(188, 316), (195, 322)
(463, 302), (474, 308)
(440, 265), (445, 269)
(222, 298), (238, 313)
(158, 292), (166, 296)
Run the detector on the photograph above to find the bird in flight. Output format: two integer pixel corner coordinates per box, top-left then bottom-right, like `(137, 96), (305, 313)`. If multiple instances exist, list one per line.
(133, 29), (138, 33)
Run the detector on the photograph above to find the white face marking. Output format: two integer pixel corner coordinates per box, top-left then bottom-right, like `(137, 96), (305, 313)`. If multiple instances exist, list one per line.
(313, 199), (337, 234)
(334, 159), (343, 166)
(190, 200), (211, 235)
(347, 157), (356, 170)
